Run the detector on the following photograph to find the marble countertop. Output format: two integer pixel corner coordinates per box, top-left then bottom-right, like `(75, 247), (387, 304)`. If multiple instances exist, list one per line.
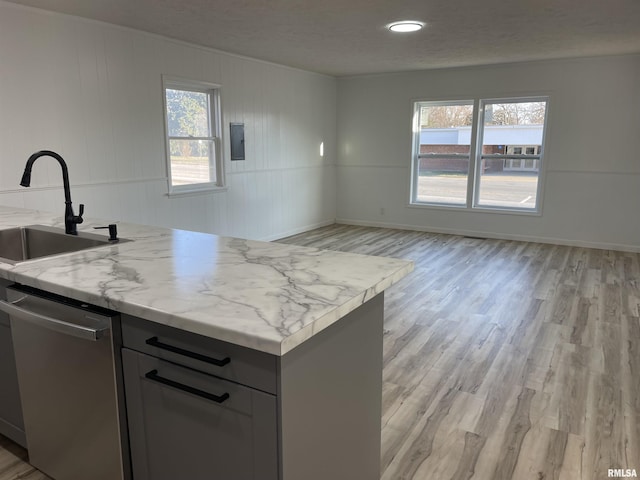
(0, 206), (413, 355)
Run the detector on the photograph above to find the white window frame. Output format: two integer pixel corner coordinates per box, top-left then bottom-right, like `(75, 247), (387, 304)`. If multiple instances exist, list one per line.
(410, 95), (549, 215)
(162, 76), (225, 196)
(473, 96), (549, 213)
(410, 99), (475, 207)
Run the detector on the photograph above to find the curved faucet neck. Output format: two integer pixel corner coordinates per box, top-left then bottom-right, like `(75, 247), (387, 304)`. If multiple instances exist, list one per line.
(24, 150), (72, 204)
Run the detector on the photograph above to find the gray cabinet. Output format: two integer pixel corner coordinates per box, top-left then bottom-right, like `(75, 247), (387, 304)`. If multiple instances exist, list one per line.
(122, 292), (385, 480)
(0, 280), (25, 447)
(121, 317), (278, 480)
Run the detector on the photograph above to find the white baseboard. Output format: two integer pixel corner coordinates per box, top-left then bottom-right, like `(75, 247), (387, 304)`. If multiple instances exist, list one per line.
(335, 217), (640, 253)
(263, 219), (336, 242)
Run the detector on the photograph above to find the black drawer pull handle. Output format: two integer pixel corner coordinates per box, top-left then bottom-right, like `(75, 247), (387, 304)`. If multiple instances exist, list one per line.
(145, 337), (231, 367)
(145, 369), (230, 404)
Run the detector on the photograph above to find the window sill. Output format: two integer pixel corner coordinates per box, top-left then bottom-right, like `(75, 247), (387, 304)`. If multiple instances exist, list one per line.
(407, 202), (542, 217)
(167, 185), (228, 198)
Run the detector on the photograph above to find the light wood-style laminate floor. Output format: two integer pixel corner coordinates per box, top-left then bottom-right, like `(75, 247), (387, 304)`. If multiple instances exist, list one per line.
(280, 225), (640, 480)
(1, 224), (638, 480)
(0, 435), (46, 479)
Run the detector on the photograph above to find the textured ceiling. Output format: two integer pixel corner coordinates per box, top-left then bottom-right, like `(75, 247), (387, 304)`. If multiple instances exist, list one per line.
(5, 0), (640, 76)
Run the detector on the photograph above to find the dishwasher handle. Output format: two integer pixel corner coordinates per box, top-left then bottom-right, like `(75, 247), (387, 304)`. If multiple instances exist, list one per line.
(0, 298), (109, 341)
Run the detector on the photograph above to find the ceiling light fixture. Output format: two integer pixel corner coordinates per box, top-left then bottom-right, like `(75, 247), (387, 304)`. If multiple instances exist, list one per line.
(388, 21), (424, 33)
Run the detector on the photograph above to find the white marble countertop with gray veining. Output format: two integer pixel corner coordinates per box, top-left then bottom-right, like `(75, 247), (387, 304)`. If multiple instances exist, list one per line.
(0, 205), (413, 355)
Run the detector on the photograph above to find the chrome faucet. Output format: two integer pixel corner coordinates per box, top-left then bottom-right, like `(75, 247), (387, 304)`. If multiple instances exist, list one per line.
(20, 150), (84, 235)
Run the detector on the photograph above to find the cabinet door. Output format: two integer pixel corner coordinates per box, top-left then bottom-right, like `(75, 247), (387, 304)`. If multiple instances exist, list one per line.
(122, 349), (277, 480)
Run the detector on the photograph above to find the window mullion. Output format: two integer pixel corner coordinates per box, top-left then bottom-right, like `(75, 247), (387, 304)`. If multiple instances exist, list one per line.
(481, 154), (541, 160)
(467, 99), (482, 209)
(411, 102), (421, 204)
(417, 153), (471, 159)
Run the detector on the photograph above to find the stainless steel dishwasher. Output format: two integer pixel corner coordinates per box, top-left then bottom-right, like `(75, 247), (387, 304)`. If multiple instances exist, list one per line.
(0, 285), (125, 480)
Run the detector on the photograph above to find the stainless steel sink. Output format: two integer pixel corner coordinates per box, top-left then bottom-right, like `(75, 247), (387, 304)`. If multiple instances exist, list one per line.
(0, 225), (128, 264)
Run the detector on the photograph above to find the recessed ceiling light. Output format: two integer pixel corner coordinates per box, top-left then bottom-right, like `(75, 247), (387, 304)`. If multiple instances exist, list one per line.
(388, 21), (424, 33)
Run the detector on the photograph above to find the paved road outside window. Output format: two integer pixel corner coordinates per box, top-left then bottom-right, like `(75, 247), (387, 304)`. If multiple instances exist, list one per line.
(416, 172), (538, 208)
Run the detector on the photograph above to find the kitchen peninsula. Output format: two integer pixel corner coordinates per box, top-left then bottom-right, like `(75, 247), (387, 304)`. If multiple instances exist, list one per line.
(0, 205), (413, 480)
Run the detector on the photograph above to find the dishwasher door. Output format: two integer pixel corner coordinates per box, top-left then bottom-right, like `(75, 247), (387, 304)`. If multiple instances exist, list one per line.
(2, 286), (124, 480)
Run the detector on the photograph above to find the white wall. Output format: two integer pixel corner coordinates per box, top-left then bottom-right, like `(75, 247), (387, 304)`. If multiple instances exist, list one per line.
(336, 55), (640, 251)
(0, 2), (336, 241)
(2, 2), (638, 251)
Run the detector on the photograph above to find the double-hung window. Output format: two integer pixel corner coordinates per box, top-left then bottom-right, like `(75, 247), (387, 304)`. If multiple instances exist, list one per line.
(411, 100), (475, 206)
(411, 96), (549, 213)
(163, 78), (223, 194)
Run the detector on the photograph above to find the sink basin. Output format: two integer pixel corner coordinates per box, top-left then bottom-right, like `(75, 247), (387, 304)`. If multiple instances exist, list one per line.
(0, 225), (129, 264)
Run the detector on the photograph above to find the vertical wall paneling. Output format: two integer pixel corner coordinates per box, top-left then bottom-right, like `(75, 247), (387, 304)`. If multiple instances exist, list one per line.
(0, 1), (336, 241)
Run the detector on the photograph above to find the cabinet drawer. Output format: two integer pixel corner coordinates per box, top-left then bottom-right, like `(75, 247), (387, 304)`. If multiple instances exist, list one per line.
(121, 315), (277, 394)
(122, 349), (278, 480)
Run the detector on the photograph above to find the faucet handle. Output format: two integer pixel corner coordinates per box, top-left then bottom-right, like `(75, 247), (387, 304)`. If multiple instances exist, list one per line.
(72, 203), (84, 226)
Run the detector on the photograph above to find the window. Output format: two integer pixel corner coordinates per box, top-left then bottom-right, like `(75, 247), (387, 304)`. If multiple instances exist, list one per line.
(411, 100), (474, 205)
(411, 96), (549, 213)
(163, 78), (223, 194)
(476, 99), (547, 210)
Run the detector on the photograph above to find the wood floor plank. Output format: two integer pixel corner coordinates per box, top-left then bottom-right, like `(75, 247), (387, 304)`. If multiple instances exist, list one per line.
(621, 314), (640, 469)
(0, 436), (47, 480)
(492, 387), (536, 479)
(449, 432), (486, 480)
(583, 373), (629, 478)
(510, 424), (569, 480)
(569, 297), (595, 346)
(387, 387), (460, 479)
